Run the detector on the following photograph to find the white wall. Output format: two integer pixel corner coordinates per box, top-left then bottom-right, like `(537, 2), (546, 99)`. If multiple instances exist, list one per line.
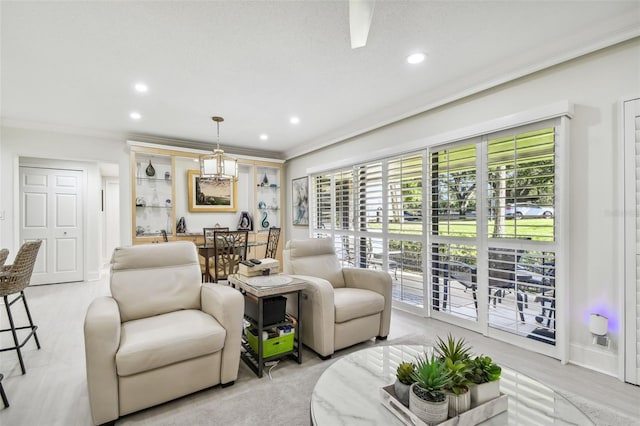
(285, 38), (640, 376)
(0, 126), (128, 280)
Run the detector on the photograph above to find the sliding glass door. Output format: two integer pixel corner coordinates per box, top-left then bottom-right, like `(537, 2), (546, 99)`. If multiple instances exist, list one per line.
(310, 118), (563, 357)
(429, 123), (559, 355)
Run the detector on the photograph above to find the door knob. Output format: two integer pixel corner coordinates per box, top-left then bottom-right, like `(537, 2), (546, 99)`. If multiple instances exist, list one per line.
(63, 231), (67, 235)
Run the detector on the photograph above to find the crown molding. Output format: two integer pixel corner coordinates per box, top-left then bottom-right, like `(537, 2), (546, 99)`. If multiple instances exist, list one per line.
(284, 22), (640, 161)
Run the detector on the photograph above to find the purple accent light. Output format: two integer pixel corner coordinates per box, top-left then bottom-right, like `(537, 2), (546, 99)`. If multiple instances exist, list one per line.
(586, 304), (618, 333)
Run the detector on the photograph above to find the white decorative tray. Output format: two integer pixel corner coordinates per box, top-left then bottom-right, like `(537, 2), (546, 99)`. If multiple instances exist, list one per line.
(245, 275), (293, 287)
(380, 385), (508, 426)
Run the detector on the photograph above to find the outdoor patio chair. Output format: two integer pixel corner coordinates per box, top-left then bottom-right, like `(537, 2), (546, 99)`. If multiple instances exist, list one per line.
(489, 249), (528, 322)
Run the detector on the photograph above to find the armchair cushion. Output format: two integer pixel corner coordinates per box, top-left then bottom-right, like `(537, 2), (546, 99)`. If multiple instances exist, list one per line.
(284, 238), (345, 287)
(116, 309), (226, 376)
(110, 242), (202, 322)
(334, 288), (384, 323)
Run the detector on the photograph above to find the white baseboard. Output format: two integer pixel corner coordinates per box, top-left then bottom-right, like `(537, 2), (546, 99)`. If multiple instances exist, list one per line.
(569, 342), (618, 377)
(86, 270), (101, 281)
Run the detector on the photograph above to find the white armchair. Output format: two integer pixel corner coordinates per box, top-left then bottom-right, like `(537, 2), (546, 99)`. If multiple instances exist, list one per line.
(84, 241), (244, 425)
(283, 238), (392, 358)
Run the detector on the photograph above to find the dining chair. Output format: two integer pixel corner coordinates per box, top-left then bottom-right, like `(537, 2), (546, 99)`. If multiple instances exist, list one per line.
(0, 240), (43, 374)
(213, 230), (248, 282)
(200, 227), (229, 281)
(264, 227), (281, 259)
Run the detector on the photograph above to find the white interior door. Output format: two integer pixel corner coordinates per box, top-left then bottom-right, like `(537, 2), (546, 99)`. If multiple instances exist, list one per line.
(624, 98), (640, 385)
(20, 166), (84, 285)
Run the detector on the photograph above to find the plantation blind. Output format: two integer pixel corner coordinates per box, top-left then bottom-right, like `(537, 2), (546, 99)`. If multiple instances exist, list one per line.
(312, 174), (331, 231)
(429, 143), (477, 238)
(487, 127), (555, 241)
(334, 169), (354, 231)
(387, 153), (423, 234)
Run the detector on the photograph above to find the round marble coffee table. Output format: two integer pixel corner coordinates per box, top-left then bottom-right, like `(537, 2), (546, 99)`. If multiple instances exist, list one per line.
(310, 345), (593, 425)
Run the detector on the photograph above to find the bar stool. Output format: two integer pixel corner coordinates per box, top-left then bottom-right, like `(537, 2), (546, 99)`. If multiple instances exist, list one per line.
(0, 373), (8, 407)
(0, 240), (43, 375)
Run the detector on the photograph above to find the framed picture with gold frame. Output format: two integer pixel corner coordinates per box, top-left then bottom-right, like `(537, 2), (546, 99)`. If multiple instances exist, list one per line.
(188, 169), (237, 212)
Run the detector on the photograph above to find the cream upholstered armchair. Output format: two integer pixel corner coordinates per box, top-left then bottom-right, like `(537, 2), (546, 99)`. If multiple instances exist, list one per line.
(84, 242), (244, 425)
(283, 238), (392, 358)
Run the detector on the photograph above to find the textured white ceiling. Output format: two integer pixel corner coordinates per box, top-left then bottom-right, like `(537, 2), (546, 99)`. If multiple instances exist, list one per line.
(2, 1), (639, 159)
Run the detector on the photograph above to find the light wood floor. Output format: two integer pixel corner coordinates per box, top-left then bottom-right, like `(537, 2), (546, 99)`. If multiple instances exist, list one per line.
(1, 272), (639, 425)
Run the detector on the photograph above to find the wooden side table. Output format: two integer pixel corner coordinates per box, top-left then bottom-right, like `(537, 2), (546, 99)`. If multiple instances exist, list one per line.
(228, 274), (306, 377)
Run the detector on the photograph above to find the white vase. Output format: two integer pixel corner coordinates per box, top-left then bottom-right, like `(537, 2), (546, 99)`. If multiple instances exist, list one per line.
(447, 390), (471, 417)
(409, 383), (449, 426)
(469, 380), (501, 407)
(393, 379), (411, 407)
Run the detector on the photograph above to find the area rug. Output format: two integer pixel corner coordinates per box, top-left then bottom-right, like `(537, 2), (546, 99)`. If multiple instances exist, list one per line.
(118, 337), (637, 426)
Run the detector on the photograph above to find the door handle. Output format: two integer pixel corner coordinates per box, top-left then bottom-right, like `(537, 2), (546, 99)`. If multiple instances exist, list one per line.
(63, 231), (67, 235)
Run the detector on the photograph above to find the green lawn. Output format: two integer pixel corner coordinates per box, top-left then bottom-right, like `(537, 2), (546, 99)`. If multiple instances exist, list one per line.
(376, 218), (554, 241)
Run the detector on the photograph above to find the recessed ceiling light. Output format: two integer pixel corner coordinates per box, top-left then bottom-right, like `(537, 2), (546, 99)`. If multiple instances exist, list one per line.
(129, 112), (141, 120)
(290, 116), (300, 125)
(406, 53), (426, 64)
(134, 82), (148, 93)
(259, 134), (269, 141)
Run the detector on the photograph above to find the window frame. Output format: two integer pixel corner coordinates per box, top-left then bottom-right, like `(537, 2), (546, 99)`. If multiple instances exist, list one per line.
(306, 103), (571, 362)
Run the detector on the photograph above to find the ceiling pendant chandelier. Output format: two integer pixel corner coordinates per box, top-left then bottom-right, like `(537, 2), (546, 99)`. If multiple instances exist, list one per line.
(199, 116), (238, 181)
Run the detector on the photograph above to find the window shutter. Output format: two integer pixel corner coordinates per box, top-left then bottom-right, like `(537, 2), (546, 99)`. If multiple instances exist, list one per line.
(429, 144), (477, 237)
(334, 169), (354, 231)
(356, 162), (383, 233)
(487, 127), (555, 240)
(312, 174), (331, 231)
(388, 154), (423, 234)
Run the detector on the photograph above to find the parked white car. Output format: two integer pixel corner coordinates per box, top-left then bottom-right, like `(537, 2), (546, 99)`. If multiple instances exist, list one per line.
(505, 203), (554, 218)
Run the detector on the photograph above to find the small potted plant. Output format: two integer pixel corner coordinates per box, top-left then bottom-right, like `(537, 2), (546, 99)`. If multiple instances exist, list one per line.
(443, 358), (472, 417)
(435, 333), (472, 363)
(394, 361), (416, 406)
(467, 355), (502, 406)
(435, 334), (473, 417)
(408, 354), (452, 425)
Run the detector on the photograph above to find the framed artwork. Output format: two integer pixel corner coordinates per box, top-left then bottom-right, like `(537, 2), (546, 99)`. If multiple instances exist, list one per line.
(292, 176), (309, 226)
(188, 169), (237, 212)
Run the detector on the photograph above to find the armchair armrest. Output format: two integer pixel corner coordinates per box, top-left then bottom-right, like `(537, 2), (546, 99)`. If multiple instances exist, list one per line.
(287, 275), (335, 357)
(83, 296), (121, 426)
(342, 268), (392, 338)
(201, 283), (244, 384)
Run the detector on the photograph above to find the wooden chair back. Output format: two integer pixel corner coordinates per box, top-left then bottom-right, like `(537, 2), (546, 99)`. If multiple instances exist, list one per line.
(265, 227), (281, 259)
(213, 230), (248, 282)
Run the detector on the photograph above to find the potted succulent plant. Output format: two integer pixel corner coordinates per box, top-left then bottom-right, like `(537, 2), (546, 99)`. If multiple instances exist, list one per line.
(408, 354), (452, 425)
(435, 334), (473, 417)
(443, 358), (472, 417)
(467, 355), (502, 406)
(394, 361), (416, 406)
